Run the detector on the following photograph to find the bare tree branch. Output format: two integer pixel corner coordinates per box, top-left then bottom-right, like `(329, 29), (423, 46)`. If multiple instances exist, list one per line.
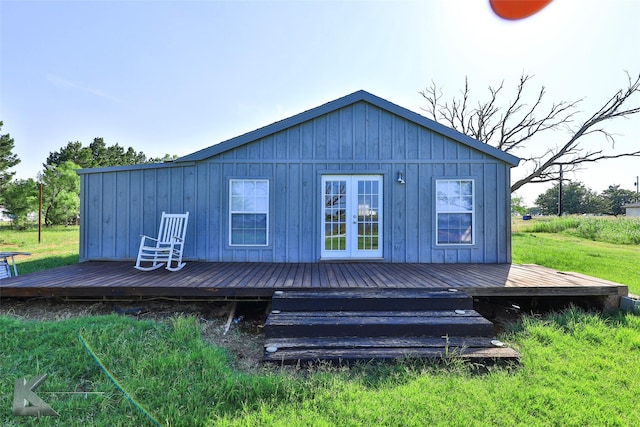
(420, 81), (442, 122)
(420, 72), (640, 193)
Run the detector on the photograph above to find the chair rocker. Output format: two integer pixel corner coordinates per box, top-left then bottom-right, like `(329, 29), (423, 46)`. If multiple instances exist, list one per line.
(135, 212), (189, 272)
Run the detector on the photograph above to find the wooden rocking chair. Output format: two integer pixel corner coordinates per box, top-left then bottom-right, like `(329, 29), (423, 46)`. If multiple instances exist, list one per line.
(135, 212), (189, 272)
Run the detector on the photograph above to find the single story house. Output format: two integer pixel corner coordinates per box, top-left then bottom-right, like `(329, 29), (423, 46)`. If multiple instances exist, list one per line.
(78, 90), (520, 264)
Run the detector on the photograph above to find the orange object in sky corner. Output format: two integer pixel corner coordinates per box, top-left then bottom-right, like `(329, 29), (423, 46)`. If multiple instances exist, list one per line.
(490, 0), (552, 20)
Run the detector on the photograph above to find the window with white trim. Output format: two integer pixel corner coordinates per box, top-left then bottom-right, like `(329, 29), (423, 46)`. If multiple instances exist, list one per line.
(436, 179), (474, 245)
(229, 179), (269, 246)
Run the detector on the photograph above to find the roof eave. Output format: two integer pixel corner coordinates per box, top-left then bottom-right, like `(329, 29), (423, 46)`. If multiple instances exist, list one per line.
(75, 160), (193, 175)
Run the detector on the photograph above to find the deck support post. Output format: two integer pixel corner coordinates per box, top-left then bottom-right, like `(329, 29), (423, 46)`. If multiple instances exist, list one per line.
(223, 301), (238, 335)
(603, 294), (622, 313)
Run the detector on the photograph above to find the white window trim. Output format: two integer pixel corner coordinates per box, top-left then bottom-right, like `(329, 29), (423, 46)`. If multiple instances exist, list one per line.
(229, 179), (269, 247)
(435, 179), (475, 246)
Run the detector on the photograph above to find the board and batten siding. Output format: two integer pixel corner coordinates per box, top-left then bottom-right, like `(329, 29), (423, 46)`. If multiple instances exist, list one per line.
(80, 165), (198, 261)
(79, 101), (513, 264)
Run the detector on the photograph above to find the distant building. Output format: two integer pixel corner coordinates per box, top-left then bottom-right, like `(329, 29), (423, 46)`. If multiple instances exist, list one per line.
(0, 206), (12, 222)
(624, 203), (640, 217)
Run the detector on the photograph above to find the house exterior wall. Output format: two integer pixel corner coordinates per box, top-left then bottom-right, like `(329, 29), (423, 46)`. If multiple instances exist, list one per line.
(79, 164), (199, 261)
(79, 101), (513, 264)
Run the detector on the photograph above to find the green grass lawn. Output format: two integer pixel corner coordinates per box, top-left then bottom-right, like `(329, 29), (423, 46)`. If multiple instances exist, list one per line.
(512, 216), (640, 295)
(0, 225), (79, 274)
(513, 233), (640, 294)
(2, 220), (640, 425)
(2, 309), (639, 426)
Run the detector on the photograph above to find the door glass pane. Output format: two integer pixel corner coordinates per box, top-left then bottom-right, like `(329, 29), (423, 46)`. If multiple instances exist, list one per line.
(324, 180), (347, 251)
(357, 179), (379, 250)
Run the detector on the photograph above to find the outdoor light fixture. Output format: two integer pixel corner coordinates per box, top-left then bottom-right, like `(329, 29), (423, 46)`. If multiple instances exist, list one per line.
(397, 172), (405, 184)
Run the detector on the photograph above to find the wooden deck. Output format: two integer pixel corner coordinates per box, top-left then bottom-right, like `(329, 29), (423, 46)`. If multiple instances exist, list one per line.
(0, 261), (628, 302)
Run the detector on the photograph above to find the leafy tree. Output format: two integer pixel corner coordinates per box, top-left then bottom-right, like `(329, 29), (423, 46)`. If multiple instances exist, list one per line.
(601, 185), (638, 215)
(534, 181), (603, 215)
(40, 161), (81, 225)
(511, 196), (527, 215)
(1, 179), (38, 229)
(582, 189), (609, 215)
(86, 137), (147, 167)
(0, 121), (20, 200)
(535, 186), (559, 216)
(45, 137), (151, 169)
(527, 205), (542, 216)
(421, 73), (640, 193)
(558, 182), (589, 215)
(42, 139), (173, 226)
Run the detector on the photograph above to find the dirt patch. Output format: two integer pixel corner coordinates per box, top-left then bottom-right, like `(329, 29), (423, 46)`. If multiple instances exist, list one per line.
(0, 298), (269, 372)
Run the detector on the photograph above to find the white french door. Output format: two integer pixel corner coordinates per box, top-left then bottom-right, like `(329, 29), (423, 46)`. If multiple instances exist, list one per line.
(321, 175), (383, 259)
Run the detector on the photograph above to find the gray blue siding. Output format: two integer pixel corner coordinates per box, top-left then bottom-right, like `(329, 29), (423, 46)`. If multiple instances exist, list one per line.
(79, 95), (517, 264)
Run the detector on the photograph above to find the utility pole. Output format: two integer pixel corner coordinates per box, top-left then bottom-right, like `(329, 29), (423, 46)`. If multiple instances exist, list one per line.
(635, 176), (639, 202)
(558, 165), (563, 216)
(38, 182), (42, 243)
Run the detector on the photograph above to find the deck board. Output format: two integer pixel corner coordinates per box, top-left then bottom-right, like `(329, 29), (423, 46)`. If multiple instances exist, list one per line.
(0, 261), (628, 300)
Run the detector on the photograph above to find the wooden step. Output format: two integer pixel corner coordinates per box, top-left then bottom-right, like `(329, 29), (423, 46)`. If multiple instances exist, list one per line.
(263, 346), (520, 363)
(265, 336), (504, 349)
(262, 289), (518, 364)
(265, 309), (494, 338)
(271, 288), (472, 312)
(263, 336), (520, 363)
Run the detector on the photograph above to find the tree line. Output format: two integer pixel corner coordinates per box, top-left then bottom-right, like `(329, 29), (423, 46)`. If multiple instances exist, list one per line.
(532, 182), (638, 216)
(0, 123), (174, 228)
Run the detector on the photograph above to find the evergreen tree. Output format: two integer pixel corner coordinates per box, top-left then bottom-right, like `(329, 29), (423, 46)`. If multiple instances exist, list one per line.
(0, 122), (20, 200)
(46, 137), (153, 169)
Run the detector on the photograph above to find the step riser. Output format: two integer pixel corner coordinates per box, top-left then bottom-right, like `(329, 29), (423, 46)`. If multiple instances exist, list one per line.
(265, 322), (494, 339)
(272, 290), (472, 312)
(272, 298), (473, 312)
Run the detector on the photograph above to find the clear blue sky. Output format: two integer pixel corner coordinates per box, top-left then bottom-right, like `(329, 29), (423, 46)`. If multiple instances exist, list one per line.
(1, 0), (639, 204)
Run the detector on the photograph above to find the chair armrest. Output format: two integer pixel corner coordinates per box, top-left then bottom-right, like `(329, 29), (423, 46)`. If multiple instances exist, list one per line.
(139, 235), (160, 245)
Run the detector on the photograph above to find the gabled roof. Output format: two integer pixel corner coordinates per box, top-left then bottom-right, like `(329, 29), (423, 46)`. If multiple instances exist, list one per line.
(176, 90), (521, 166)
